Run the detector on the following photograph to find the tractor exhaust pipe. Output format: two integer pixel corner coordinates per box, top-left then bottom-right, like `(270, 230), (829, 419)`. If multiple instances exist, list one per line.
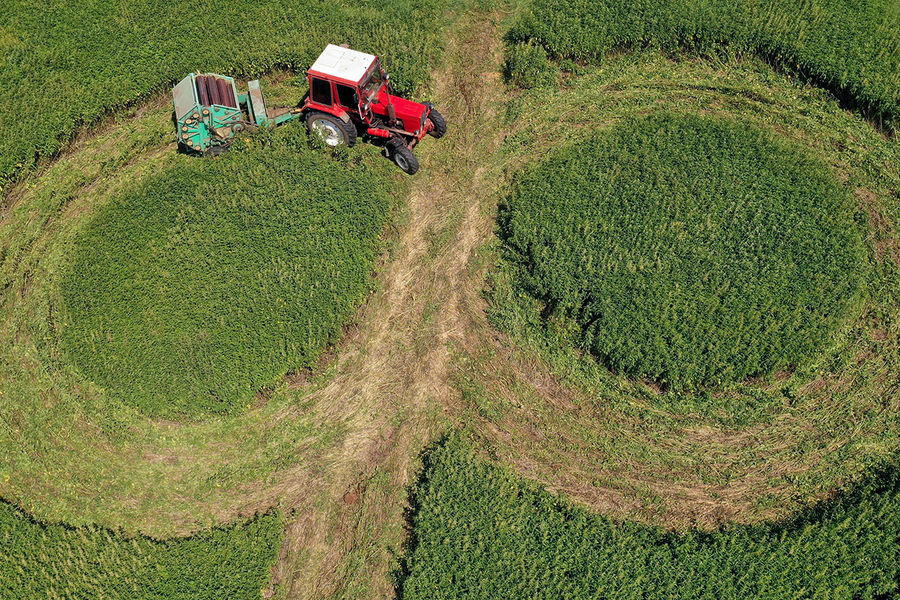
(383, 70), (398, 125)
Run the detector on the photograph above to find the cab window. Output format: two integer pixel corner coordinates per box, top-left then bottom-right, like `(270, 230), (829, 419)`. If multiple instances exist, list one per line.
(336, 84), (358, 109)
(311, 78), (332, 105)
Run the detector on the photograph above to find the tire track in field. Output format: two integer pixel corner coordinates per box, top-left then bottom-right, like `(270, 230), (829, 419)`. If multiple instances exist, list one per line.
(270, 9), (509, 599)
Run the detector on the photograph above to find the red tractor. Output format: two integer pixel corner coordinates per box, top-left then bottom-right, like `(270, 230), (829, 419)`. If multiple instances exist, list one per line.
(171, 44), (445, 174)
(302, 44), (446, 174)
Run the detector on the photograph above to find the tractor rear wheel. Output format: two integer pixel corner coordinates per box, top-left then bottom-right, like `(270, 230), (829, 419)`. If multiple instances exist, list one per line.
(427, 108), (447, 138)
(391, 143), (419, 175)
(307, 112), (357, 147)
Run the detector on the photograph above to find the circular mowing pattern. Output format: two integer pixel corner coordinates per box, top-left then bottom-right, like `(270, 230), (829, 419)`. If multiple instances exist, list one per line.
(60, 141), (390, 416)
(499, 113), (867, 388)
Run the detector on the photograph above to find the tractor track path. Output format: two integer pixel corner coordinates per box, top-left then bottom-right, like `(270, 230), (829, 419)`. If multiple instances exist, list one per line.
(268, 9), (509, 599)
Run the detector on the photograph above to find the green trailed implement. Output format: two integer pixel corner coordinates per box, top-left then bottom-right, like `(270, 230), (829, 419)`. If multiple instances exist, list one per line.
(171, 73), (301, 154)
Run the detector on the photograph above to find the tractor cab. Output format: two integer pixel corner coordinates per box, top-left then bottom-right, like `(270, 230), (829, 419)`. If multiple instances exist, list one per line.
(302, 44), (446, 174)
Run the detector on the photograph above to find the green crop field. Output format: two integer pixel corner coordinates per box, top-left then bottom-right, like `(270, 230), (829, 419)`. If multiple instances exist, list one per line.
(399, 436), (900, 600)
(1, 501), (281, 599)
(2, 0), (900, 597)
(498, 112), (866, 387)
(507, 0), (900, 130)
(60, 128), (393, 416)
(0, 0), (451, 194)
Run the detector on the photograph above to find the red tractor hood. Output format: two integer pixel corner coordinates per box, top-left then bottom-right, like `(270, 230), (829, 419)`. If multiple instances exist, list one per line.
(371, 88), (429, 134)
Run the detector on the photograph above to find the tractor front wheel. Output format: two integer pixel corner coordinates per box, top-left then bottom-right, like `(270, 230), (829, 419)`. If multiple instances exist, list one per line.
(391, 143), (419, 175)
(427, 107), (447, 138)
(307, 112), (357, 147)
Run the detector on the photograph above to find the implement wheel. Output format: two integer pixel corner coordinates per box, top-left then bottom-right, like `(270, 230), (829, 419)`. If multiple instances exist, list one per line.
(307, 111), (357, 147)
(203, 141), (232, 156)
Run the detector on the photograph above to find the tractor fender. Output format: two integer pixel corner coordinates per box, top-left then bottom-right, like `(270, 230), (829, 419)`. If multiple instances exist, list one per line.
(305, 104), (352, 123)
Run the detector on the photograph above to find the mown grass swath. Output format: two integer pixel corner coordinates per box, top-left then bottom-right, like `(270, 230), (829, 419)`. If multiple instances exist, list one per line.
(507, 0), (900, 130)
(399, 436), (900, 600)
(1, 501), (281, 599)
(0, 0), (453, 193)
(59, 128), (394, 416)
(498, 113), (866, 388)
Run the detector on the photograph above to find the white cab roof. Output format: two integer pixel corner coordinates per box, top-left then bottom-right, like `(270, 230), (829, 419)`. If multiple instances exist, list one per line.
(309, 44), (377, 84)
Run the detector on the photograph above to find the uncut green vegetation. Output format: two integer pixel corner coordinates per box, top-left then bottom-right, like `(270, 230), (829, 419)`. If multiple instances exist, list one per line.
(59, 129), (393, 416)
(508, 0), (900, 129)
(0, 0), (450, 193)
(0, 501), (281, 599)
(498, 113), (866, 387)
(399, 436), (900, 600)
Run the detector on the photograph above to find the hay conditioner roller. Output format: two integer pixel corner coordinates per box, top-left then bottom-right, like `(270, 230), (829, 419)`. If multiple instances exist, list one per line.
(172, 44), (446, 174)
